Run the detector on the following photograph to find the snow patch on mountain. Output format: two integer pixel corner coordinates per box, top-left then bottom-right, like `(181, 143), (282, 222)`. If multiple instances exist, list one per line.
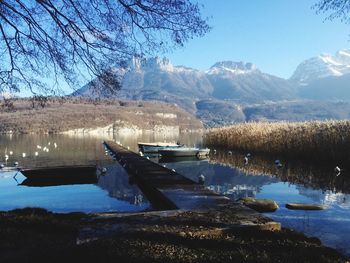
(291, 49), (350, 85)
(206, 61), (258, 75)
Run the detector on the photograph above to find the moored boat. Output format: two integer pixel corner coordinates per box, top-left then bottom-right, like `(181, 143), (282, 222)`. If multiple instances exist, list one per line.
(138, 142), (182, 153)
(158, 147), (210, 158)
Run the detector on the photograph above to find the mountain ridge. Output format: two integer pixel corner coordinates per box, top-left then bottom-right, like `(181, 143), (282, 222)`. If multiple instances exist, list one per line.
(74, 50), (350, 127)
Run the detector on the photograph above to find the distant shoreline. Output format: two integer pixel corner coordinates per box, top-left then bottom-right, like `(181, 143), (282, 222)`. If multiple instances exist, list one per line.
(0, 97), (203, 135)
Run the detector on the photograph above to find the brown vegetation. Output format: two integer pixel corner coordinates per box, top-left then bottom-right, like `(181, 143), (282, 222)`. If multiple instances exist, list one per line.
(0, 97), (203, 134)
(205, 121), (350, 162)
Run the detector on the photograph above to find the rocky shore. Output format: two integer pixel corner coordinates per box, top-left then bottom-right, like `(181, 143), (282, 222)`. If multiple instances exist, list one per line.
(0, 207), (347, 263)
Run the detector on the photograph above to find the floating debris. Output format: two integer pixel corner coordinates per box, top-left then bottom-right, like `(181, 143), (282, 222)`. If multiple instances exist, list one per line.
(286, 203), (326, 210)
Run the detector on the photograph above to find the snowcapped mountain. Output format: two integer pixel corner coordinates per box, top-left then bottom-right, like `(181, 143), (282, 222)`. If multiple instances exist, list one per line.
(75, 56), (295, 108)
(73, 56), (297, 125)
(290, 49), (350, 101)
(73, 52), (350, 126)
(206, 61), (295, 102)
(291, 49), (350, 85)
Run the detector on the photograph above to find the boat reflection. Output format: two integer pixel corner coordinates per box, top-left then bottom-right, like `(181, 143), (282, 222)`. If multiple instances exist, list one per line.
(159, 156), (209, 163)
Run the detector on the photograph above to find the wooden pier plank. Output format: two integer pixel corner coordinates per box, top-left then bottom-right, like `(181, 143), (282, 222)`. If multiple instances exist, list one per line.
(103, 140), (281, 230)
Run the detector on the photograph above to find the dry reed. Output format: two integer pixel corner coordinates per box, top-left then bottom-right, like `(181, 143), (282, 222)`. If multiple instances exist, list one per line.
(205, 121), (350, 161)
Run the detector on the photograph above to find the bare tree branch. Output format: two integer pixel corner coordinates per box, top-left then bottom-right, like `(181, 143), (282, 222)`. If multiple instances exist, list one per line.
(0, 0), (209, 95)
(314, 0), (350, 23)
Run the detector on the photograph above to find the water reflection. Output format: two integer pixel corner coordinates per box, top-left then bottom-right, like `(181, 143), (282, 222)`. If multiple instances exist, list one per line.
(97, 163), (146, 206)
(1, 132), (350, 255)
(209, 150), (350, 195)
(159, 149), (350, 256)
(0, 134), (149, 213)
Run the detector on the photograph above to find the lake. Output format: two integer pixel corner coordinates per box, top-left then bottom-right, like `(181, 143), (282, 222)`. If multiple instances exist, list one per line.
(0, 132), (349, 256)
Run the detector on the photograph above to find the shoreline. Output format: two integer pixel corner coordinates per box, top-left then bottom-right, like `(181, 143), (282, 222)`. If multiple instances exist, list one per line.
(0, 207), (347, 263)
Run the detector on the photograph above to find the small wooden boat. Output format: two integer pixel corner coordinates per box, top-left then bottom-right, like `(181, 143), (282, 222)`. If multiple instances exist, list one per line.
(138, 142), (182, 153)
(20, 165), (97, 181)
(158, 147), (210, 158)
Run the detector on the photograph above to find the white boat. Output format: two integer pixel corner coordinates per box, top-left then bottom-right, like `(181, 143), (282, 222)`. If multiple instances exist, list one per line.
(138, 142), (182, 153)
(158, 147), (210, 158)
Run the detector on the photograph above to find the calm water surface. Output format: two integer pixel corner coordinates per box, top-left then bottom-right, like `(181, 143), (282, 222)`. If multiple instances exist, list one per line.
(0, 132), (349, 256)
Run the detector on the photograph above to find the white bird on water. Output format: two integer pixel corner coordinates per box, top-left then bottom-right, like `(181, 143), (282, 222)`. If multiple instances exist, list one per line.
(244, 156), (249, 165)
(54, 142), (57, 148)
(22, 153), (26, 158)
(335, 166), (342, 176)
(35, 152), (39, 156)
(198, 174), (205, 184)
(275, 160), (283, 168)
(37, 145), (42, 149)
(9, 151), (13, 155)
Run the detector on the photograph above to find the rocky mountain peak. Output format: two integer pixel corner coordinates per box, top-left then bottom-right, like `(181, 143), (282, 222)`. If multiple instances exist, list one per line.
(206, 61), (258, 75)
(128, 56), (174, 72)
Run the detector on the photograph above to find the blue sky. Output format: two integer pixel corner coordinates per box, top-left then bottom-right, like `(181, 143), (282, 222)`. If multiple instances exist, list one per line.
(166, 0), (350, 78)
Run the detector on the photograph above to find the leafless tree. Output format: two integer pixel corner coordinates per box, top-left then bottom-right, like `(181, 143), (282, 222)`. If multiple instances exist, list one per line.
(0, 0), (209, 95)
(314, 0), (350, 23)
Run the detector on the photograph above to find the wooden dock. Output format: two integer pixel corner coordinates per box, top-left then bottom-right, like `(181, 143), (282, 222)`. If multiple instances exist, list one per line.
(103, 141), (281, 230)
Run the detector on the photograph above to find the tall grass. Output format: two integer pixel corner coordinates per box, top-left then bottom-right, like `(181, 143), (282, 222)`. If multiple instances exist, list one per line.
(205, 121), (350, 162)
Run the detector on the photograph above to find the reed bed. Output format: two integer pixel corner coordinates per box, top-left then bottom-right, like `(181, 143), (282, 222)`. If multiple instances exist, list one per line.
(205, 120), (350, 162)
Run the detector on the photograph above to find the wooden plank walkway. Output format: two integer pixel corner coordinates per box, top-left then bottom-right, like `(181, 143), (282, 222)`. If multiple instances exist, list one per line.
(104, 141), (231, 210)
(103, 141), (280, 231)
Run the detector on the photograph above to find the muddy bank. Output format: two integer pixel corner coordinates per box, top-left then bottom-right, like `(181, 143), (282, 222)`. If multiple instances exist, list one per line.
(0, 208), (346, 263)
